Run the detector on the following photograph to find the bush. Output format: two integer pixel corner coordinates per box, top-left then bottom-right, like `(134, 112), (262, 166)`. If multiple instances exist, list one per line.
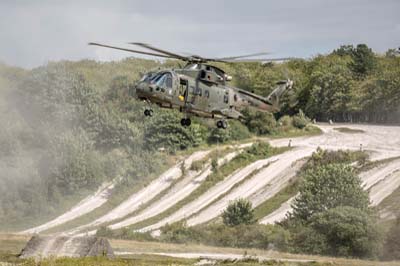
(208, 127), (231, 144)
(242, 109), (277, 135)
(47, 128), (106, 195)
(222, 198), (255, 226)
(292, 164), (370, 222)
(145, 110), (206, 152)
(307, 206), (382, 258)
(303, 148), (368, 171)
(160, 221), (201, 244)
(292, 110), (309, 129)
(160, 222), (290, 250)
(228, 120), (252, 140)
(278, 115), (293, 131)
(382, 218), (400, 260)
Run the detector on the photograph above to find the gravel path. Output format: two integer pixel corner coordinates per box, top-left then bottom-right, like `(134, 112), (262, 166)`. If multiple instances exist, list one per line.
(64, 150), (211, 235)
(187, 148), (313, 226)
(259, 124), (400, 224)
(369, 169), (400, 205)
(137, 154), (283, 232)
(107, 151), (241, 230)
(20, 123), (400, 234)
(21, 180), (116, 234)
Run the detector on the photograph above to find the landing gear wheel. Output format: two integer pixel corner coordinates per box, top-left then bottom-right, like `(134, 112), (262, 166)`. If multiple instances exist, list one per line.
(221, 120), (228, 129)
(144, 109), (153, 117)
(217, 120), (228, 129)
(180, 118), (191, 127)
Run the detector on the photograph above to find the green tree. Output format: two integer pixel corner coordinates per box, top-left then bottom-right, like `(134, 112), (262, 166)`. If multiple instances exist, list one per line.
(291, 164), (369, 222)
(308, 206), (382, 258)
(382, 218), (400, 260)
(145, 110), (204, 152)
(305, 55), (355, 121)
(243, 109), (277, 135)
(350, 44), (377, 78)
(222, 198), (255, 226)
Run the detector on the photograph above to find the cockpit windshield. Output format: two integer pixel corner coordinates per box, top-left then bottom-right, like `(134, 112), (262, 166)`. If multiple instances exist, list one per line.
(151, 72), (173, 88)
(139, 72), (157, 82)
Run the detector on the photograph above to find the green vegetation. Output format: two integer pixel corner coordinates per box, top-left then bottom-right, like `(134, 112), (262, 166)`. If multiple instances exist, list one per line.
(284, 160), (382, 258)
(159, 221), (290, 251)
(291, 164), (370, 221)
(253, 176), (301, 221)
(99, 149), (376, 258)
(222, 198), (255, 226)
(382, 218), (400, 260)
(254, 149), (368, 221)
(109, 143), (286, 231)
(1, 233), (399, 266)
(0, 57), (320, 230)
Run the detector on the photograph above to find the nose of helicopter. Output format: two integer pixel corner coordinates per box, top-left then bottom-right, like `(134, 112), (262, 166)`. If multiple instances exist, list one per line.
(135, 81), (155, 98)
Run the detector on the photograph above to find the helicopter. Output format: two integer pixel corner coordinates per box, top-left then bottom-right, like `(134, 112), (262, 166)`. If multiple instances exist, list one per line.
(89, 42), (294, 129)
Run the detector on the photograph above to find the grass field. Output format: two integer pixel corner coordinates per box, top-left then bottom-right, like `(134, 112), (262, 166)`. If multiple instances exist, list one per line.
(1, 234), (399, 266)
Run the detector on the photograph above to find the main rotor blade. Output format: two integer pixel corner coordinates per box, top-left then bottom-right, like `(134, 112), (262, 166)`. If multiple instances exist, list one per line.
(129, 42), (189, 61)
(223, 57), (300, 62)
(216, 52), (270, 60)
(88, 42), (174, 59)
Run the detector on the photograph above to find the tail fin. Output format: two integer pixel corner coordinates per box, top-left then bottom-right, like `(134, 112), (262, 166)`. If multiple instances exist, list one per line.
(265, 79), (293, 110)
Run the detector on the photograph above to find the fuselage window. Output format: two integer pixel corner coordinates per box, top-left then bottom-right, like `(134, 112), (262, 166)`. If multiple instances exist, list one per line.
(224, 94), (229, 103)
(196, 88), (202, 96)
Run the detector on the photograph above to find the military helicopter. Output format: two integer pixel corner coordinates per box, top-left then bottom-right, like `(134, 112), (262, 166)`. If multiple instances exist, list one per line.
(89, 42), (294, 129)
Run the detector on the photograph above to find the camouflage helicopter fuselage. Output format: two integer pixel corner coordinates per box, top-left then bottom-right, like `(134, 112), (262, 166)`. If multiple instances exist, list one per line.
(135, 63), (292, 123)
(89, 42), (293, 128)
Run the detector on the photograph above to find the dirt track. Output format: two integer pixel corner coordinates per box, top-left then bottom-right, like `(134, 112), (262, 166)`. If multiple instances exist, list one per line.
(19, 123), (400, 234)
(138, 154), (283, 232)
(186, 149), (311, 226)
(63, 150), (211, 235)
(260, 124), (400, 224)
(21, 181), (117, 234)
(107, 151), (241, 230)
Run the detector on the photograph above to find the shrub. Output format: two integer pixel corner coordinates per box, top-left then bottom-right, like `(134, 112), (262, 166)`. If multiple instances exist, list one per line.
(208, 127), (231, 144)
(292, 110), (309, 129)
(278, 115), (293, 131)
(228, 120), (252, 140)
(222, 198), (255, 226)
(292, 164), (370, 222)
(242, 108), (277, 135)
(160, 221), (200, 244)
(159, 222), (290, 251)
(308, 206), (382, 258)
(303, 148), (368, 171)
(382, 218), (400, 260)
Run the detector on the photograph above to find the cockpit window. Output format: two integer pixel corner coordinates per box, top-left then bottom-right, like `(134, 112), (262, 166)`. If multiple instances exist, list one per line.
(166, 75), (172, 88)
(153, 72), (173, 88)
(139, 72), (157, 82)
(156, 75), (166, 87)
(187, 64), (201, 70)
(139, 74), (149, 82)
(150, 73), (163, 83)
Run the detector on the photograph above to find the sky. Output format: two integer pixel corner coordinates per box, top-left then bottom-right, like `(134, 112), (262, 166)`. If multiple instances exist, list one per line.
(0, 0), (399, 68)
